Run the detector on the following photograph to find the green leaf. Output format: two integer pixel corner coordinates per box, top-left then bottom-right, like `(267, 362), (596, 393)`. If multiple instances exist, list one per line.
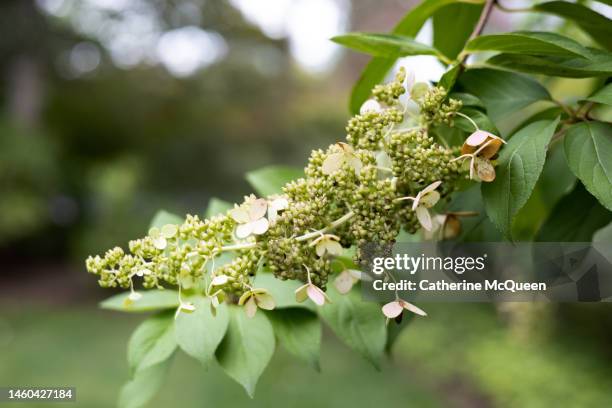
(128, 311), (177, 373)
(215, 306), (275, 397)
(386, 313), (414, 355)
(533, 2), (612, 51)
(149, 210), (183, 229)
(318, 286), (386, 368)
(537, 182), (612, 242)
(455, 107), (499, 134)
(205, 197), (232, 218)
(458, 68), (551, 121)
(449, 92), (486, 110)
(433, 2), (483, 60)
(466, 31), (590, 58)
(332, 33), (443, 59)
(253, 272), (316, 311)
(438, 64), (461, 91)
(267, 308), (321, 370)
(175, 296), (229, 366)
(482, 118), (560, 238)
(564, 121), (612, 211)
(118, 358), (172, 408)
(487, 50), (612, 78)
(508, 107), (565, 137)
(349, 0), (484, 113)
(586, 83), (612, 106)
(245, 165), (303, 197)
(100, 290), (179, 313)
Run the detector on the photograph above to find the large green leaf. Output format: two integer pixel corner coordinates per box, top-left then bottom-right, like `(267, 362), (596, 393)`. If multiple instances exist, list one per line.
(433, 2), (482, 60)
(318, 286), (386, 368)
(175, 296), (229, 366)
(118, 358), (172, 408)
(438, 64), (462, 91)
(267, 308), (321, 370)
(128, 311), (177, 373)
(537, 182), (612, 242)
(455, 107), (498, 134)
(482, 118), (560, 238)
(245, 165), (303, 197)
(100, 290), (179, 313)
(215, 306), (275, 397)
(466, 31), (589, 58)
(586, 83), (612, 106)
(253, 272), (315, 311)
(487, 50), (612, 78)
(149, 210), (183, 229)
(458, 69), (551, 121)
(349, 0), (485, 113)
(332, 33), (442, 59)
(205, 197), (232, 218)
(564, 121), (612, 211)
(533, 2), (612, 51)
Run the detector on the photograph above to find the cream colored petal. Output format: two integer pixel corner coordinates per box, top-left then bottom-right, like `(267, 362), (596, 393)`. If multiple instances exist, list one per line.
(244, 296), (258, 318)
(411, 192), (422, 211)
(315, 242), (326, 257)
(255, 293), (275, 310)
(416, 206), (433, 231)
(161, 224), (178, 238)
(401, 301), (427, 316)
(422, 180), (442, 195)
(360, 99), (382, 114)
(382, 301), (403, 318)
(348, 155), (363, 176)
(153, 236), (167, 250)
(325, 240), (344, 256)
(269, 197), (289, 211)
(229, 207), (250, 223)
(295, 284), (309, 303)
(405, 69), (416, 92)
(235, 222), (253, 239)
(337, 142), (353, 154)
(181, 302), (196, 313)
(465, 130), (490, 146)
(307, 285), (326, 306)
(322, 153), (344, 175)
(148, 227), (160, 238)
(238, 291), (253, 306)
(211, 275), (229, 286)
(250, 217), (270, 235)
(334, 271), (355, 294)
(249, 198), (268, 221)
(420, 190), (440, 209)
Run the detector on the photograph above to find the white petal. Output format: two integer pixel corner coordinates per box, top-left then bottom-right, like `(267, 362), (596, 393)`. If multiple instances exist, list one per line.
(249, 198), (268, 221)
(411, 192), (422, 211)
(235, 223), (253, 239)
(161, 224), (178, 238)
(244, 296), (258, 318)
(337, 142), (354, 154)
(153, 236), (167, 250)
(334, 271), (355, 294)
(405, 69), (416, 92)
(295, 284), (309, 303)
(416, 206), (433, 231)
(325, 240), (344, 256)
(229, 207), (250, 223)
(250, 218), (270, 235)
(307, 285), (326, 306)
(348, 156), (363, 176)
(465, 130), (490, 146)
(315, 242), (326, 257)
(360, 99), (382, 114)
(255, 293), (275, 310)
(382, 301), (403, 318)
(348, 269), (362, 281)
(422, 180), (442, 195)
(420, 191), (440, 209)
(322, 153), (344, 175)
(376, 151), (392, 168)
(211, 275), (229, 286)
(270, 197), (289, 211)
(401, 301), (427, 316)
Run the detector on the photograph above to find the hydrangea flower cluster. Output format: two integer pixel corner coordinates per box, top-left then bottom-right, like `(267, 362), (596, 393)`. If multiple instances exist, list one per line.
(86, 67), (505, 319)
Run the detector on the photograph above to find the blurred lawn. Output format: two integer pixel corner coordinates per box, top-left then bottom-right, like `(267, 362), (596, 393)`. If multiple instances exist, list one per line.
(2, 303), (612, 408)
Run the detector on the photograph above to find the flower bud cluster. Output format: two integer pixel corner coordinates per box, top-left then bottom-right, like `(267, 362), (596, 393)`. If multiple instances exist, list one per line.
(418, 86), (462, 126)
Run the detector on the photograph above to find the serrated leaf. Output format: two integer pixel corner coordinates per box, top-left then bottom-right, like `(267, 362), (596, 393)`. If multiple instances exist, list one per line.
(266, 308), (321, 370)
(433, 2), (483, 60)
(253, 272), (316, 311)
(349, 0), (484, 113)
(586, 83), (612, 106)
(318, 286), (386, 368)
(205, 197), (232, 218)
(149, 210), (183, 229)
(100, 290), (179, 313)
(118, 358), (172, 408)
(537, 182), (612, 242)
(482, 118), (560, 238)
(564, 121), (612, 211)
(533, 2), (612, 51)
(332, 33), (442, 59)
(175, 296), (229, 366)
(458, 69), (551, 121)
(466, 31), (590, 58)
(487, 50), (612, 78)
(215, 306), (275, 397)
(128, 311), (177, 373)
(245, 165), (303, 197)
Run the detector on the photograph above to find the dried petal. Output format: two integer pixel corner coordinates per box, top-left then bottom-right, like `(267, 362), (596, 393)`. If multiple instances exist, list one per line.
(334, 271), (355, 294)
(479, 138), (503, 159)
(475, 157), (496, 182)
(465, 130), (490, 147)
